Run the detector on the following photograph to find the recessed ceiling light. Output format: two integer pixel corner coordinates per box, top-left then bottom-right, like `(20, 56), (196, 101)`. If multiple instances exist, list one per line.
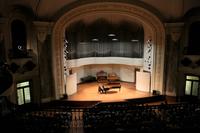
(112, 38), (118, 41)
(92, 38), (99, 41)
(131, 39), (139, 42)
(108, 33), (116, 37)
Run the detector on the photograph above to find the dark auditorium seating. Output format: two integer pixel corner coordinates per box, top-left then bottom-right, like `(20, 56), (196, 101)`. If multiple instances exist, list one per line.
(1, 99), (200, 133)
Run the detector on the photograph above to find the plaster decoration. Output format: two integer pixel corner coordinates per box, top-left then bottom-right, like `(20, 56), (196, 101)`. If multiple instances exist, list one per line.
(181, 55), (200, 69)
(33, 21), (53, 43)
(52, 2), (165, 99)
(165, 23), (184, 42)
(37, 31), (47, 43)
(171, 30), (182, 43)
(143, 38), (153, 72)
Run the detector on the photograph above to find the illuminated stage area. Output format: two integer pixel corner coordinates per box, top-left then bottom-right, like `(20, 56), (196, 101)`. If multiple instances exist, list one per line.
(67, 81), (153, 103)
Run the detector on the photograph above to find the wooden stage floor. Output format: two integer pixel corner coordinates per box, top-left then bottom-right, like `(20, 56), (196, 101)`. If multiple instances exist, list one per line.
(67, 81), (153, 103)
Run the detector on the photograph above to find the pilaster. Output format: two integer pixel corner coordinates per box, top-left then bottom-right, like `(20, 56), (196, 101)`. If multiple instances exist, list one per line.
(164, 22), (184, 96)
(33, 21), (54, 102)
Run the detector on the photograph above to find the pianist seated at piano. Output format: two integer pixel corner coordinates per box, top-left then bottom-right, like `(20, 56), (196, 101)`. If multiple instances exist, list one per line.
(98, 82), (121, 94)
(98, 84), (109, 94)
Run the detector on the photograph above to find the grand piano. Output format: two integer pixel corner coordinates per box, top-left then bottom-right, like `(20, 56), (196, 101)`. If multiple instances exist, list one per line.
(98, 82), (121, 94)
(97, 71), (121, 93)
(104, 82), (121, 90)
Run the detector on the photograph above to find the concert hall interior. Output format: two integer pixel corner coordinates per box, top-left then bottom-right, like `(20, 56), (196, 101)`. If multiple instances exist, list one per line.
(1, 0), (200, 132)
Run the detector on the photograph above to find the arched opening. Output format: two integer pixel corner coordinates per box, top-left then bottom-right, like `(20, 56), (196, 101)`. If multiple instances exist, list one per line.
(52, 2), (165, 99)
(184, 7), (200, 55)
(10, 19), (27, 58)
(188, 21), (200, 55)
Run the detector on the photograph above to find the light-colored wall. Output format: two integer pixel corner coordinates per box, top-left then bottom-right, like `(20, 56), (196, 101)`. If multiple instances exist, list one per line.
(72, 64), (137, 83)
(68, 57), (143, 83)
(120, 65), (135, 82)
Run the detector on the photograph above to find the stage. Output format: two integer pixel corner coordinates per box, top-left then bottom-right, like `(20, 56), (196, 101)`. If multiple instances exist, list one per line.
(67, 81), (154, 103)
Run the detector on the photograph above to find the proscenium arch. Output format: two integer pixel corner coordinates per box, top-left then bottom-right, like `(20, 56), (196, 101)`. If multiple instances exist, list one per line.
(52, 2), (165, 99)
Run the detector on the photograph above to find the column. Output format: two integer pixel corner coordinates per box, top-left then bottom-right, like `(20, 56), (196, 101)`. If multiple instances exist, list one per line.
(34, 21), (54, 102)
(165, 23), (184, 96)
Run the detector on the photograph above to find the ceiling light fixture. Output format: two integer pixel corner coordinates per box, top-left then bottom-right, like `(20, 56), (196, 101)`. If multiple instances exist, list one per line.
(92, 38), (99, 41)
(131, 39), (139, 42)
(108, 33), (116, 37)
(112, 38), (118, 41)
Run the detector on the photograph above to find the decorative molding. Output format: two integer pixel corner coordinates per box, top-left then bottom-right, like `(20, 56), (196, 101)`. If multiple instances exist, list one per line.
(52, 2), (165, 99)
(165, 22), (184, 42)
(181, 55), (200, 69)
(33, 21), (54, 43)
(143, 39), (153, 72)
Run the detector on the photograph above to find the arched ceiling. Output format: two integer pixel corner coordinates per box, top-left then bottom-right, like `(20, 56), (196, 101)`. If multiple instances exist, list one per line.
(1, 0), (200, 21)
(70, 13), (143, 26)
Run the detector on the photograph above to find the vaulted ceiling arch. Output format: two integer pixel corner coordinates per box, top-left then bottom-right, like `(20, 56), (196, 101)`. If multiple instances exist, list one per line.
(52, 2), (165, 99)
